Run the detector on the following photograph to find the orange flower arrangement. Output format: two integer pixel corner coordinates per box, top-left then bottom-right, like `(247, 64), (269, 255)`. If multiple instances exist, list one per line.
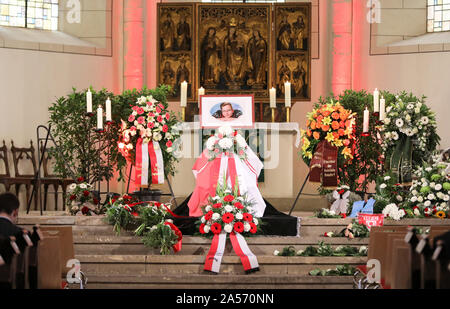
(301, 100), (356, 164)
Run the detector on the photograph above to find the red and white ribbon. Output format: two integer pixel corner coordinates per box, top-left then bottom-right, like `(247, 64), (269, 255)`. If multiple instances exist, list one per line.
(203, 231), (259, 274)
(229, 232), (259, 272)
(204, 231), (227, 273)
(135, 138), (164, 186)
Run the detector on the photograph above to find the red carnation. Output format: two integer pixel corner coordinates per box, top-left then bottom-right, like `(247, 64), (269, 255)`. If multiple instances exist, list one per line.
(132, 106), (138, 111)
(338, 189), (345, 195)
(128, 114), (135, 122)
(77, 176), (85, 183)
(199, 223), (206, 234)
(137, 107), (144, 115)
(234, 222), (244, 233)
(222, 212), (234, 224)
(204, 211), (213, 221)
(165, 113), (170, 120)
(234, 202), (244, 209)
(83, 190), (90, 197)
(224, 195), (234, 202)
(249, 222), (257, 234)
(243, 213), (253, 223)
(211, 223), (222, 234)
(157, 115), (163, 123)
(162, 125), (169, 132)
(81, 206), (90, 215)
(137, 116), (145, 124)
(340, 213), (347, 219)
(213, 203), (222, 209)
(166, 140), (173, 148)
(158, 103), (164, 110)
(148, 122), (155, 129)
(156, 107), (162, 114)
(148, 112), (155, 117)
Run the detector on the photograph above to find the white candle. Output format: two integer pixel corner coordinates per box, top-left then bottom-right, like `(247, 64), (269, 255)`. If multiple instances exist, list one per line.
(106, 97), (112, 122)
(284, 81), (291, 108)
(180, 81), (188, 107)
(379, 97), (385, 121)
(363, 107), (369, 133)
(373, 88), (379, 113)
(270, 87), (276, 108)
(198, 87), (205, 108)
(86, 89), (92, 114)
(97, 105), (103, 130)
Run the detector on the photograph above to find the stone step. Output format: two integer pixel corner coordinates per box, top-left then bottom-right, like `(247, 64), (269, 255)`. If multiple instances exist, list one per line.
(72, 274), (354, 289)
(73, 235), (369, 255)
(75, 254), (366, 276)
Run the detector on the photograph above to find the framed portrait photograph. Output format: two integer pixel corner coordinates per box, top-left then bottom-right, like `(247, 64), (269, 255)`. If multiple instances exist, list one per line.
(199, 95), (255, 128)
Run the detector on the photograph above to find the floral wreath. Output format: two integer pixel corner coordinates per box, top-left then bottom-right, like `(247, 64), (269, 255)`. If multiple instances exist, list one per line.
(301, 100), (356, 164)
(118, 95), (181, 176)
(381, 96), (440, 166)
(206, 125), (248, 161)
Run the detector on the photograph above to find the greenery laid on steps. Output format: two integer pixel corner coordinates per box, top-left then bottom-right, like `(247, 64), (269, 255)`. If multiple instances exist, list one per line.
(323, 220), (371, 239)
(274, 242), (368, 257)
(142, 221), (180, 255)
(313, 208), (342, 219)
(104, 194), (140, 235)
(309, 264), (357, 276)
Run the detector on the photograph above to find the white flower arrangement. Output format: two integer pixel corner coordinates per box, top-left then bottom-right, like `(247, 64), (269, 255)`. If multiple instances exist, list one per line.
(206, 125), (248, 161)
(381, 96), (439, 162)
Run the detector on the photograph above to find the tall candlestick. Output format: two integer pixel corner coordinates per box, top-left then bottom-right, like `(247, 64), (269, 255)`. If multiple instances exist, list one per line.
(270, 87), (276, 108)
(97, 105), (103, 131)
(198, 87), (205, 108)
(86, 89), (92, 114)
(373, 88), (379, 113)
(379, 96), (386, 121)
(284, 81), (291, 108)
(105, 97), (112, 122)
(363, 107), (369, 133)
(180, 81), (187, 107)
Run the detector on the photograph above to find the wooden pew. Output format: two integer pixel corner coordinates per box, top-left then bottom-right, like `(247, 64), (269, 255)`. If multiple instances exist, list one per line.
(13, 230), (33, 289)
(390, 238), (411, 289)
(417, 226), (450, 289)
(384, 231), (408, 288)
(37, 235), (61, 289)
(40, 226), (75, 277)
(0, 236), (20, 289)
(28, 225), (43, 289)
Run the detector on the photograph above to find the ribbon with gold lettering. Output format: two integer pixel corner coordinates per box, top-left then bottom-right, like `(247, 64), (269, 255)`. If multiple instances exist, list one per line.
(309, 140), (338, 188)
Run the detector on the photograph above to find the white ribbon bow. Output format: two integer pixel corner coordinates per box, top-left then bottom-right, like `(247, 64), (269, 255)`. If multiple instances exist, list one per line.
(330, 190), (351, 214)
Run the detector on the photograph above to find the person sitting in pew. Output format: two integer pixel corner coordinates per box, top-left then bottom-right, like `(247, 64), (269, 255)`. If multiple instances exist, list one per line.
(0, 193), (24, 237)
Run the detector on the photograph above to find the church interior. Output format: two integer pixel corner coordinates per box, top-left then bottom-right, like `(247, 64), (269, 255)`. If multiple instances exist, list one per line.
(0, 0), (449, 292)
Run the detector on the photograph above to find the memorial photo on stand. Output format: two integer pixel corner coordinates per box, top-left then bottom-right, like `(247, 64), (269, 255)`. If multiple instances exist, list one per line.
(158, 4), (194, 100)
(197, 4), (271, 98)
(200, 95), (254, 128)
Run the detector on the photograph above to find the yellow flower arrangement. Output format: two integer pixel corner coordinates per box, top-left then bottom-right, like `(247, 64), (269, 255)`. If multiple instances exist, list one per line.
(301, 100), (356, 164)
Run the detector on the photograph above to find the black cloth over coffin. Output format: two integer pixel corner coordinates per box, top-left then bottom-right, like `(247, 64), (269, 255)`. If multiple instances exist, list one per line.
(171, 194), (298, 236)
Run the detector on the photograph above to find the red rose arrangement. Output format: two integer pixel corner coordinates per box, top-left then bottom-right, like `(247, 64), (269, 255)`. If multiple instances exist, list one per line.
(66, 178), (100, 216)
(198, 186), (261, 236)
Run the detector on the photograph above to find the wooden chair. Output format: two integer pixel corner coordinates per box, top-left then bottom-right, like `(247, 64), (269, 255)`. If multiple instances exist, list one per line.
(0, 140), (13, 191)
(10, 140), (38, 211)
(0, 236), (21, 289)
(39, 141), (74, 211)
